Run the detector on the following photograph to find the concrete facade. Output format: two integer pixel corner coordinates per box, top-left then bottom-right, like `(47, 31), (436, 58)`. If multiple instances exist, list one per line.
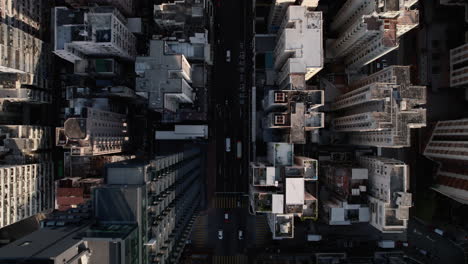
(56, 107), (127, 156)
(0, 162), (54, 228)
(0, 0), (50, 94)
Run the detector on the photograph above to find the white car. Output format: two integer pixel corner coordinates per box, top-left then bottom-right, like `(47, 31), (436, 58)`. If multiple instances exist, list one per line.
(238, 230), (243, 240)
(225, 138), (231, 152)
(224, 213), (229, 222)
(218, 230), (223, 240)
(226, 50), (231, 62)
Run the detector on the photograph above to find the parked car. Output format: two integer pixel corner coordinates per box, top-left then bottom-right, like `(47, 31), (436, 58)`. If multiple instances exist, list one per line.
(218, 230), (223, 240)
(238, 230), (243, 240)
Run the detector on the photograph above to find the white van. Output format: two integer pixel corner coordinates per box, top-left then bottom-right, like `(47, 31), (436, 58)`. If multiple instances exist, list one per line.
(307, 234), (322, 241)
(226, 138), (231, 152)
(378, 240), (395, 248)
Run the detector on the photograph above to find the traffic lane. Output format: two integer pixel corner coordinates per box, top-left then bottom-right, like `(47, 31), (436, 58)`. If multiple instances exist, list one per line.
(408, 220), (465, 263)
(213, 0), (246, 193)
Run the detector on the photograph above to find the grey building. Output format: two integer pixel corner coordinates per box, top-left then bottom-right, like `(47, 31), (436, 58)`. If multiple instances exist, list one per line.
(0, 149), (203, 264)
(136, 40), (194, 114)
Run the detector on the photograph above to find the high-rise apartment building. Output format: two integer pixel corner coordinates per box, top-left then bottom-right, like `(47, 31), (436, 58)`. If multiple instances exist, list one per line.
(264, 90), (324, 144)
(95, 149), (202, 264)
(274, 6), (323, 86)
(53, 6), (137, 63)
(249, 143), (319, 239)
(332, 66), (426, 148)
(423, 119), (468, 204)
(136, 40), (194, 113)
(0, 125), (54, 228)
(0, 162), (54, 228)
(328, 0), (419, 70)
(0, 0), (51, 100)
(0, 150), (202, 264)
(359, 156), (411, 233)
(449, 43), (468, 88)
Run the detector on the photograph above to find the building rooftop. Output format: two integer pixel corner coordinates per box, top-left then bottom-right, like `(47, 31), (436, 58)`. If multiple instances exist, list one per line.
(285, 177), (304, 205)
(274, 6), (323, 81)
(267, 142), (294, 166)
(273, 214), (294, 239)
(81, 223), (137, 240)
(136, 40), (194, 113)
(251, 162), (279, 186)
(0, 225), (88, 260)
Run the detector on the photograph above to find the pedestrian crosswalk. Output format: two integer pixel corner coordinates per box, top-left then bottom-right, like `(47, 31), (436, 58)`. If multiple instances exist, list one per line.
(212, 255), (249, 264)
(191, 215), (208, 248)
(212, 194), (248, 209)
(254, 215), (271, 246)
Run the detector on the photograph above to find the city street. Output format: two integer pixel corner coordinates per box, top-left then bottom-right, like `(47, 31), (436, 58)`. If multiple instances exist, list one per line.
(190, 194), (272, 257)
(407, 218), (467, 263)
(212, 0), (252, 194)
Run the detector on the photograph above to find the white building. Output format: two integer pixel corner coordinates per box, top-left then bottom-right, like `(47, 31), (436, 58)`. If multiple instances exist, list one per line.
(136, 40), (194, 113)
(332, 66), (426, 148)
(328, 0), (419, 70)
(274, 6), (323, 85)
(0, 162), (54, 228)
(449, 43), (468, 88)
(56, 107), (127, 156)
(359, 156), (411, 233)
(267, 0), (295, 33)
(53, 7), (137, 63)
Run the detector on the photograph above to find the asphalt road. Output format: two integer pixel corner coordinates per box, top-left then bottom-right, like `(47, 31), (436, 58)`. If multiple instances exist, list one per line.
(407, 219), (466, 264)
(212, 0), (252, 194)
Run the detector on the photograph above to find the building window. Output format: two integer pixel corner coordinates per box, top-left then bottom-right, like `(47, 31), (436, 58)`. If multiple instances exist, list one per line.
(275, 92), (286, 103)
(275, 115), (285, 125)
